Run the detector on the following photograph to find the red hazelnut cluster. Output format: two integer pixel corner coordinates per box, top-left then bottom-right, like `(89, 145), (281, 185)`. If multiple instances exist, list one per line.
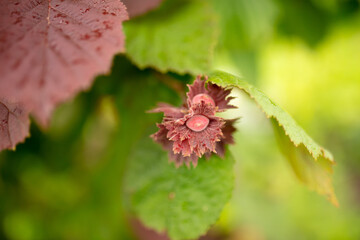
(149, 75), (237, 167)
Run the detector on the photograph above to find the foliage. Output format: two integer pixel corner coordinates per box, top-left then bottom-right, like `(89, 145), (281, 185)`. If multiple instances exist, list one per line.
(124, 0), (217, 75)
(209, 71), (337, 206)
(0, 0), (128, 132)
(1, 0), (359, 239)
(0, 100), (29, 150)
(125, 136), (234, 240)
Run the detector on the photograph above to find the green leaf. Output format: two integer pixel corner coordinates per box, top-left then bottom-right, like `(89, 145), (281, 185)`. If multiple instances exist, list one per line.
(124, 0), (218, 75)
(125, 134), (234, 240)
(208, 70), (338, 206)
(212, 0), (277, 49)
(271, 118), (337, 205)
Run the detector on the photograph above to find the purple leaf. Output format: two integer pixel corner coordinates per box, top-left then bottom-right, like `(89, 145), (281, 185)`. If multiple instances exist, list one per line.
(0, 0), (128, 126)
(0, 99), (30, 151)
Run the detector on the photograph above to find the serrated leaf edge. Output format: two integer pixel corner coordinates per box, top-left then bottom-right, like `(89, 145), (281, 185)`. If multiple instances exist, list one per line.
(208, 71), (335, 165)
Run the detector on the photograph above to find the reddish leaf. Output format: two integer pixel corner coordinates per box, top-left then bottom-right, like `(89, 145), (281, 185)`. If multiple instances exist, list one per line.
(0, 0), (128, 126)
(122, 0), (163, 18)
(130, 218), (169, 240)
(0, 100), (30, 151)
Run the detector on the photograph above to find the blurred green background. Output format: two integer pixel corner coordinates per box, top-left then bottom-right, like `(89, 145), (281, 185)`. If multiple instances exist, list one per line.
(1, 0), (360, 239)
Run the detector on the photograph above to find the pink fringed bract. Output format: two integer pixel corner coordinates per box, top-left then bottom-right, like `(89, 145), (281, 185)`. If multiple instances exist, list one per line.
(150, 75), (237, 167)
